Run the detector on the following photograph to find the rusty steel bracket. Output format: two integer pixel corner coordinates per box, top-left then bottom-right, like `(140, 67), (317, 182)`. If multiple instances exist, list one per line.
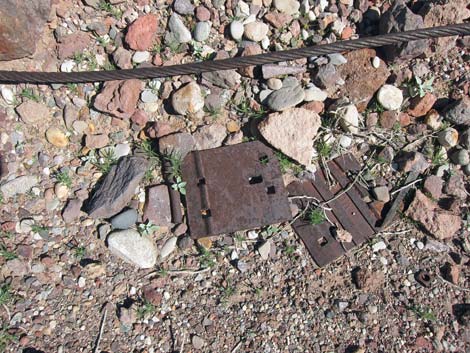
(182, 141), (292, 239)
(288, 154), (380, 267)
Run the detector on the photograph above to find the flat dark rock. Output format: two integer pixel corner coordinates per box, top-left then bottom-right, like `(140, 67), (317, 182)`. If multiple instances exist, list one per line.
(83, 156), (149, 219)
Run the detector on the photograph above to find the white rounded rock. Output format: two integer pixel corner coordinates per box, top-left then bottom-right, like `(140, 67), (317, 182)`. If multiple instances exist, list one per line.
(337, 104), (360, 134)
(377, 84), (403, 111)
(107, 229), (157, 269)
(230, 21), (244, 41)
(304, 86), (327, 102)
(1, 87), (15, 105)
(372, 56), (380, 69)
(273, 0), (300, 15)
(244, 21), (268, 42)
(133, 51), (150, 64)
(171, 81), (204, 115)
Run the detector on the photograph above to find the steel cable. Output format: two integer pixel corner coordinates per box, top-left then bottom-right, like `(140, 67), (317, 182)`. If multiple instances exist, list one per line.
(0, 23), (468, 84)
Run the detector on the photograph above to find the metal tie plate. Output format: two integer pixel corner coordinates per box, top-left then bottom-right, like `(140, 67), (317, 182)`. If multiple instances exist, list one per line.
(182, 141), (292, 239)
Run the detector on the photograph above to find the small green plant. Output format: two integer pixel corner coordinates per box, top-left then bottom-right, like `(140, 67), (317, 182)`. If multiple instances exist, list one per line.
(408, 306), (437, 322)
(102, 60), (117, 71)
(156, 267), (168, 277)
(0, 245), (16, 260)
(137, 301), (156, 320)
(66, 83), (79, 94)
(255, 287), (263, 297)
(96, 36), (110, 47)
(406, 76), (434, 98)
(275, 151), (303, 175)
(0, 325), (16, 351)
(95, 149), (117, 174)
(0, 192), (3, 204)
(307, 208), (325, 225)
(20, 88), (41, 102)
(431, 147), (446, 167)
(73, 51), (98, 71)
(55, 170), (72, 188)
(220, 279), (235, 304)
(198, 247), (216, 268)
(284, 243), (296, 256)
(151, 43), (162, 55)
(31, 223), (48, 234)
(365, 99), (385, 115)
(138, 140), (160, 160)
(172, 176), (187, 195)
(138, 221), (159, 236)
(98, 0), (122, 19)
(75, 246), (86, 259)
(163, 151), (183, 179)
(263, 225), (281, 237)
(316, 139), (332, 159)
(233, 98), (266, 120)
(0, 284), (12, 306)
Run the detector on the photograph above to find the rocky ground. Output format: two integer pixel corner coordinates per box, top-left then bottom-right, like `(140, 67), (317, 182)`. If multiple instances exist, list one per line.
(0, 0), (470, 352)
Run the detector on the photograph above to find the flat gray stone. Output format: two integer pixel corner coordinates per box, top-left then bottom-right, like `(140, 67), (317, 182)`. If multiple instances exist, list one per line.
(1, 175), (38, 199)
(265, 84), (305, 111)
(111, 208), (138, 229)
(83, 156), (149, 219)
(107, 229), (157, 268)
(168, 13), (192, 44)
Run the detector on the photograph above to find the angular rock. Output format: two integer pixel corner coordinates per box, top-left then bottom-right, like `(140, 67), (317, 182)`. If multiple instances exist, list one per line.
(174, 0), (194, 15)
(143, 184), (172, 226)
(111, 208), (138, 229)
(444, 97), (470, 126)
(238, 44), (262, 77)
(168, 13), (192, 44)
(46, 127), (69, 148)
(372, 186), (390, 203)
(445, 172), (467, 200)
(314, 63), (341, 91)
(273, 0), (300, 15)
(379, 111), (398, 129)
(85, 134), (109, 149)
(423, 175), (442, 200)
(125, 15), (158, 51)
(1, 175), (38, 199)
(194, 124), (227, 150)
(84, 156), (149, 219)
(337, 49), (390, 112)
(113, 47), (133, 69)
(406, 190), (461, 240)
(379, 1), (428, 61)
(450, 149), (470, 166)
(258, 108), (321, 165)
(258, 240), (271, 260)
(202, 70), (241, 89)
(353, 268), (385, 292)
(244, 22), (269, 42)
(395, 151), (430, 173)
(107, 229), (157, 268)
(407, 93), (436, 117)
(94, 80), (143, 119)
(57, 32), (91, 60)
(264, 12), (293, 29)
(62, 199), (83, 223)
(160, 236), (177, 258)
(337, 104), (360, 134)
(265, 84), (305, 111)
(16, 101), (51, 125)
(158, 132), (197, 158)
(171, 82), (204, 115)
(0, 0), (51, 60)
(262, 64), (306, 79)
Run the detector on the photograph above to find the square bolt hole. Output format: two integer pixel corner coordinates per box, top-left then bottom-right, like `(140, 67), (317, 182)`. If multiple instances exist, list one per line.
(266, 186), (276, 194)
(249, 175), (263, 185)
(318, 237), (328, 247)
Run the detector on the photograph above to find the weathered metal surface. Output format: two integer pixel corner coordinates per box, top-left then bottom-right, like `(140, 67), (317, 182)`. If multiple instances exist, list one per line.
(288, 154), (379, 267)
(182, 141), (292, 239)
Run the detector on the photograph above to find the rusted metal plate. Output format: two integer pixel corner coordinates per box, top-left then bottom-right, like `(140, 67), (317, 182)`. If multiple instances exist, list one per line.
(182, 141), (292, 239)
(288, 154), (379, 267)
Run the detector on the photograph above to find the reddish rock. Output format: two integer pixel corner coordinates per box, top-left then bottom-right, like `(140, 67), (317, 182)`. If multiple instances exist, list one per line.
(406, 190), (461, 240)
(146, 121), (174, 139)
(423, 175), (443, 200)
(341, 26), (354, 39)
(94, 80), (143, 119)
(442, 262), (460, 284)
(62, 199), (83, 223)
(57, 32), (91, 60)
(398, 112), (411, 127)
(395, 151), (430, 173)
(407, 93), (437, 117)
(125, 15), (158, 51)
(302, 101), (324, 114)
(289, 21), (300, 38)
(131, 110), (148, 126)
(142, 285), (163, 305)
(379, 111), (398, 129)
(445, 172), (467, 200)
(85, 134), (110, 149)
(337, 49), (390, 112)
(195, 6), (211, 21)
(366, 112), (378, 128)
(143, 185), (172, 227)
(17, 245), (33, 259)
(238, 44), (263, 78)
(152, 54), (163, 66)
(0, 0), (51, 60)
(352, 268), (385, 292)
(264, 12), (293, 29)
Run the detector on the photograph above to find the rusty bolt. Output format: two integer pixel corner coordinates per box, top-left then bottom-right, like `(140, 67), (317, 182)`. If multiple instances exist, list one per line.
(415, 270), (433, 287)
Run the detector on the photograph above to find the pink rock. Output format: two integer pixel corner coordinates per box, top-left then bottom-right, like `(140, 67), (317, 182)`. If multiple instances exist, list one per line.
(143, 185), (172, 226)
(131, 110), (148, 126)
(94, 80), (143, 119)
(85, 134), (110, 149)
(423, 175), (442, 200)
(406, 190), (461, 240)
(195, 5), (211, 21)
(57, 32), (91, 60)
(408, 93), (437, 117)
(125, 15), (158, 51)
